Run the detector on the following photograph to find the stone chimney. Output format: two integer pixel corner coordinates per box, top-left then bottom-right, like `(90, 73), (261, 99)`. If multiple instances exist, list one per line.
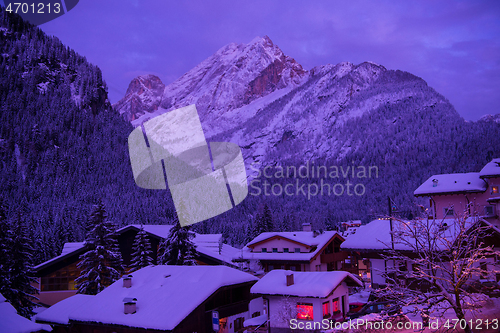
(302, 222), (312, 232)
(123, 297), (137, 314)
(286, 273), (294, 286)
(123, 275), (132, 288)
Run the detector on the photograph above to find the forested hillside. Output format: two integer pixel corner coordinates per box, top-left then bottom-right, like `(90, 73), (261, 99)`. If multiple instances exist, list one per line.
(0, 10), (175, 264)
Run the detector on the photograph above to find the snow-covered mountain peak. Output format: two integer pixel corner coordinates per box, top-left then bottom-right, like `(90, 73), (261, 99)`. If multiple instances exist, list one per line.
(113, 37), (458, 171)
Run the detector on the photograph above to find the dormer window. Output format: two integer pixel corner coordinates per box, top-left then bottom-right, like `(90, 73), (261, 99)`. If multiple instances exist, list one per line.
(261, 248), (267, 253)
(272, 248), (278, 253)
(492, 186), (499, 195)
(284, 248), (289, 253)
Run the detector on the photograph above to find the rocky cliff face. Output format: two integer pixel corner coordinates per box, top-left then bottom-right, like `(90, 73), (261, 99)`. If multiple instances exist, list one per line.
(114, 74), (165, 121)
(113, 36), (493, 178)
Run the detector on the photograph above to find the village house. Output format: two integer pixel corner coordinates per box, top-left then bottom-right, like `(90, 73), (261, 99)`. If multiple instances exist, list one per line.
(35, 265), (258, 333)
(342, 159), (500, 288)
(341, 217), (500, 288)
(250, 270), (362, 332)
(234, 223), (356, 275)
(33, 224), (240, 306)
(414, 158), (500, 227)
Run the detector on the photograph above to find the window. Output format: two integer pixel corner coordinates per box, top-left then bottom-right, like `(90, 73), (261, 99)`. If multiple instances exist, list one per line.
(322, 301), (330, 319)
(316, 265), (321, 271)
(332, 298), (340, 314)
(284, 248), (289, 253)
(485, 206), (495, 216)
(268, 265), (274, 271)
(444, 208), (454, 217)
(295, 248), (300, 253)
(272, 248), (278, 253)
(261, 248), (267, 253)
(297, 303), (314, 320)
(233, 317), (244, 331)
(290, 266), (297, 271)
(41, 262), (80, 291)
(492, 186), (499, 194)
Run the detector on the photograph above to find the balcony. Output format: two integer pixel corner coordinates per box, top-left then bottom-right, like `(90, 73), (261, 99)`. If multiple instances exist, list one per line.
(320, 251), (348, 264)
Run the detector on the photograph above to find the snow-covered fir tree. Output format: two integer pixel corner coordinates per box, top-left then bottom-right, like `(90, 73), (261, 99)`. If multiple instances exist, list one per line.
(76, 199), (124, 295)
(130, 226), (153, 272)
(2, 213), (38, 318)
(252, 204), (274, 238)
(158, 218), (197, 265)
(0, 200), (12, 297)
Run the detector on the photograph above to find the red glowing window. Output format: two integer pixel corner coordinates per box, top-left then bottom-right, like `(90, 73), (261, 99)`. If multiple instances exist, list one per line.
(332, 298), (340, 313)
(322, 301), (330, 318)
(296, 303), (314, 320)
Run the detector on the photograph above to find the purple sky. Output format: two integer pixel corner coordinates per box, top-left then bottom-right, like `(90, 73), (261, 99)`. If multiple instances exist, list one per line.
(11, 0), (500, 120)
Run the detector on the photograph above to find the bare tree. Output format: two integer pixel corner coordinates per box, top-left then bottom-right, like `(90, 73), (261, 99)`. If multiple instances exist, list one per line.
(377, 211), (500, 333)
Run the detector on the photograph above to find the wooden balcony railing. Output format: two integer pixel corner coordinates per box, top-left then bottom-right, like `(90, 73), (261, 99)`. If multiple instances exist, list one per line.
(320, 251), (348, 263)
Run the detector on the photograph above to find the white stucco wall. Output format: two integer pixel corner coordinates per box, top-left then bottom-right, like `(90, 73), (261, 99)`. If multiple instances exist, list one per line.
(265, 283), (349, 329)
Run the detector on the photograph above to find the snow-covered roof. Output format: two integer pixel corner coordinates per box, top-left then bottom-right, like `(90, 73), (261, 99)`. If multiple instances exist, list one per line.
(196, 244), (241, 266)
(36, 295), (93, 325)
(414, 173), (487, 196)
(34, 242), (86, 271)
(117, 224), (223, 246)
(480, 158), (500, 178)
(61, 242), (85, 256)
(250, 270), (362, 298)
(37, 266), (257, 331)
(247, 230), (337, 248)
(243, 314), (267, 327)
(0, 294), (51, 333)
(36, 225), (237, 270)
(237, 231), (341, 262)
(341, 218), (477, 252)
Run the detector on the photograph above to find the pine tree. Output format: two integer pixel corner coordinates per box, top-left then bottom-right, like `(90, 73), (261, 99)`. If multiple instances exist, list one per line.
(158, 219), (197, 266)
(4, 213), (38, 318)
(76, 199), (124, 295)
(0, 201), (13, 299)
(130, 226), (153, 272)
(252, 204), (274, 237)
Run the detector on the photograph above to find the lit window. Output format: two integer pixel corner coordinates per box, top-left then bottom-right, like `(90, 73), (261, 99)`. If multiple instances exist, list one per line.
(261, 248), (267, 253)
(322, 301), (330, 319)
(295, 248), (300, 253)
(297, 303), (314, 320)
(492, 186), (499, 195)
(272, 248), (278, 253)
(332, 298), (340, 314)
(284, 248), (289, 253)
